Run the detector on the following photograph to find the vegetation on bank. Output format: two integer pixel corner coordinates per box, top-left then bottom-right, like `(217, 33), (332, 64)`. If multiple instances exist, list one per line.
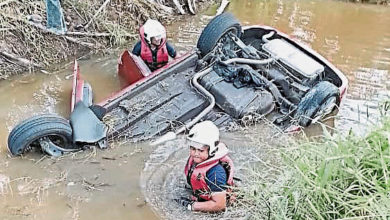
(0, 0), (214, 79)
(241, 117), (390, 219)
(0, 0), (387, 79)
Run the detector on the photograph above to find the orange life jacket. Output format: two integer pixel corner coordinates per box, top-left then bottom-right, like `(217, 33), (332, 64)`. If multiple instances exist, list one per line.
(139, 26), (169, 71)
(184, 143), (234, 201)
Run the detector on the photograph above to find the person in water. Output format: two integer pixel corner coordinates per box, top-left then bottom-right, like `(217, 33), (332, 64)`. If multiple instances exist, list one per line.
(132, 19), (176, 72)
(175, 121), (235, 212)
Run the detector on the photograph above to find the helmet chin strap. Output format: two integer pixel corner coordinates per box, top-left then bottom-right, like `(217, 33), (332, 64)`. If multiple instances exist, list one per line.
(209, 147), (218, 157)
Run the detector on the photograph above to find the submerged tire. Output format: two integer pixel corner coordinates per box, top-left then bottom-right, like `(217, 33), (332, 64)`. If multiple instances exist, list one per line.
(7, 114), (73, 156)
(197, 12), (242, 57)
(295, 81), (340, 127)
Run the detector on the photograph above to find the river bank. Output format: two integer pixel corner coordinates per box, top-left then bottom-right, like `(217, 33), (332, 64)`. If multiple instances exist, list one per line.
(0, 0), (217, 79)
(240, 111), (390, 219)
(0, 0), (388, 80)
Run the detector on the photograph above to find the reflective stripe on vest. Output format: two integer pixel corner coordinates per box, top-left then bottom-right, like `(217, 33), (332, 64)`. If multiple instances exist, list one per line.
(184, 143), (234, 201)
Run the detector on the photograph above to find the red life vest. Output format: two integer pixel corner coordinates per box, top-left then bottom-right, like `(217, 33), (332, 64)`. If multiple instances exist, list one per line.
(184, 143), (234, 201)
(139, 26), (169, 71)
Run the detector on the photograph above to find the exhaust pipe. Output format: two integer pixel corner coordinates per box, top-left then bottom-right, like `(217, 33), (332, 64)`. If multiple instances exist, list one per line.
(150, 57), (274, 146)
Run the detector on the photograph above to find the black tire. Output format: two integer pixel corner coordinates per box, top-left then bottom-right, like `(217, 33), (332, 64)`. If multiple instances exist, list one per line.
(197, 13), (242, 57)
(295, 81), (340, 127)
(8, 114), (73, 156)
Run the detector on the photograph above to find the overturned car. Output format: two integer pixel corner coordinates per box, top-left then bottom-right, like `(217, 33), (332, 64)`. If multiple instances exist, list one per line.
(7, 13), (348, 156)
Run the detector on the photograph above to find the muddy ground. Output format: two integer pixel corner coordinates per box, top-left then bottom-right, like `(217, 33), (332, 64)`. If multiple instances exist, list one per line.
(0, 0), (216, 79)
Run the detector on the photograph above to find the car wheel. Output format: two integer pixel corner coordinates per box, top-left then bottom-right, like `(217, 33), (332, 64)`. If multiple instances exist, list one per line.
(197, 12), (242, 57)
(8, 114), (74, 156)
(295, 81), (340, 127)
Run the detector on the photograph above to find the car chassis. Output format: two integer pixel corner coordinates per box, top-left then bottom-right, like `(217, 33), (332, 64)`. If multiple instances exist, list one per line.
(7, 13), (348, 156)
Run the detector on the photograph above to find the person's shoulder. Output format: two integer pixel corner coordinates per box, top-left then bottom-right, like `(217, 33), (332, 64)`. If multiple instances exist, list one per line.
(132, 41), (142, 55)
(133, 41), (141, 48)
(166, 41), (174, 47)
(207, 164), (227, 176)
(165, 42), (176, 58)
(166, 42), (175, 50)
(206, 164), (227, 192)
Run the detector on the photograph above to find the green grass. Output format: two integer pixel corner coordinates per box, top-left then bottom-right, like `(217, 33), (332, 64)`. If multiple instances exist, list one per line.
(241, 118), (390, 219)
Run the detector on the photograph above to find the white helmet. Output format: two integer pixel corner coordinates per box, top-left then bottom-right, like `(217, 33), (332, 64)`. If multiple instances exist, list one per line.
(142, 19), (166, 44)
(187, 121), (220, 156)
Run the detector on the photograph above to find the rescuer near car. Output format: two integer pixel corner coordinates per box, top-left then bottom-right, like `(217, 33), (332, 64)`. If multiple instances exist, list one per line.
(175, 121), (235, 212)
(132, 19), (176, 71)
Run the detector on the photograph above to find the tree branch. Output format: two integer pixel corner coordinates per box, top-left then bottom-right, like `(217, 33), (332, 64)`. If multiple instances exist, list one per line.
(172, 0), (186, 14)
(0, 51), (41, 68)
(27, 21), (99, 48)
(66, 31), (136, 38)
(84, 0), (111, 29)
(216, 0), (230, 16)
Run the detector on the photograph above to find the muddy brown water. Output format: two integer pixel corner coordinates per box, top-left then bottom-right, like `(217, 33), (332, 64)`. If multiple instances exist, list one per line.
(1, 0), (390, 219)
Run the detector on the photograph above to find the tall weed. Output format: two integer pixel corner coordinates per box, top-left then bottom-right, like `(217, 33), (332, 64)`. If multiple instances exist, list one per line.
(242, 119), (390, 219)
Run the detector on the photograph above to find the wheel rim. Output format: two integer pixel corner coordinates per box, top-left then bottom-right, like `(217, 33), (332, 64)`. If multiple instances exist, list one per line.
(45, 134), (71, 149)
(219, 28), (239, 43)
(216, 28), (240, 54)
(18, 134), (72, 155)
(39, 135), (75, 156)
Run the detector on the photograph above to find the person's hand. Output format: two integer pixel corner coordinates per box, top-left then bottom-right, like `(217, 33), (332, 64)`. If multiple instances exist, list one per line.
(174, 197), (194, 211)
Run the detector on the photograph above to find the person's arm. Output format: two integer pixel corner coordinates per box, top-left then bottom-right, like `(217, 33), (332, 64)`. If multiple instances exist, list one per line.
(131, 41), (141, 56)
(192, 191), (226, 212)
(166, 42), (177, 58)
(192, 165), (227, 212)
